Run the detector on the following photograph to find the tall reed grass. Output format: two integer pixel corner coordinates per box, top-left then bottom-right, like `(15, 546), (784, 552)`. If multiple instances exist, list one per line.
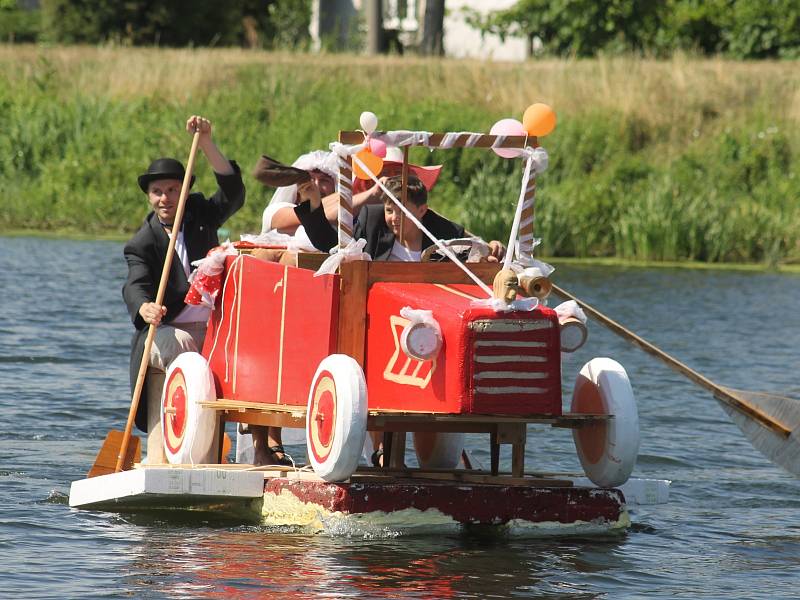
(1, 45), (798, 264)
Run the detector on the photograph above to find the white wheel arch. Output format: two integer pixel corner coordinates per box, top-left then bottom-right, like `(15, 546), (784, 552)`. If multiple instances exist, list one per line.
(306, 354), (368, 482)
(162, 352), (218, 464)
(571, 357), (640, 488)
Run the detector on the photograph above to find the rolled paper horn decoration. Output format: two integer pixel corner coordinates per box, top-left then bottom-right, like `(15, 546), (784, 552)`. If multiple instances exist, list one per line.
(492, 268), (520, 304)
(518, 268), (553, 300)
(559, 317), (588, 353)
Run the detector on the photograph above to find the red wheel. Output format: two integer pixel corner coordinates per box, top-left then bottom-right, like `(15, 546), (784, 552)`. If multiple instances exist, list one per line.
(306, 354), (367, 481)
(162, 352), (217, 464)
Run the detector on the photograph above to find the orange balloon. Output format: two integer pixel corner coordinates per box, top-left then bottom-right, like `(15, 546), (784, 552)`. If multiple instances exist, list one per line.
(522, 103), (557, 137)
(353, 149), (384, 180)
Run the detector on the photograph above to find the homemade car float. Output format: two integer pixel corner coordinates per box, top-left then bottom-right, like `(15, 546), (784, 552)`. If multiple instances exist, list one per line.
(70, 112), (669, 535)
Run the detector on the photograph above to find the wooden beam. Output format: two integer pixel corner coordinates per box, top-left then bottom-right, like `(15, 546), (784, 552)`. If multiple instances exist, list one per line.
(337, 260), (369, 366)
(338, 131), (531, 149)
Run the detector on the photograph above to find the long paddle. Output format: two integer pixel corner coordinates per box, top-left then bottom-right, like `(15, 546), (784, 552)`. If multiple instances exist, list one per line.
(88, 131), (202, 478)
(551, 283), (800, 477)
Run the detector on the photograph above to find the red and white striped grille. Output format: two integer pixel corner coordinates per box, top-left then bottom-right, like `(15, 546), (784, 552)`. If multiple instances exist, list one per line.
(469, 317), (561, 415)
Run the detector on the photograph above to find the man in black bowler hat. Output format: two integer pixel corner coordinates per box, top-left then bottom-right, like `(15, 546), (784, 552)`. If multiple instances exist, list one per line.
(122, 115), (245, 464)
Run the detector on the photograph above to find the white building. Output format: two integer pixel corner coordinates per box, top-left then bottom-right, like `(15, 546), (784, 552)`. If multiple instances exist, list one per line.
(311, 0), (528, 61)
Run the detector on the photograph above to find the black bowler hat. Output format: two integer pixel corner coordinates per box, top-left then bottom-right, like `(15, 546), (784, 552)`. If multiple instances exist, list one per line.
(137, 157), (195, 193)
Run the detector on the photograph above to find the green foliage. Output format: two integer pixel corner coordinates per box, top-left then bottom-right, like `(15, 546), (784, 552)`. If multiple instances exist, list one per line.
(266, 0), (311, 50)
(471, 0), (800, 59)
(1, 52), (799, 265)
(0, 2), (40, 42)
(36, 0), (311, 47)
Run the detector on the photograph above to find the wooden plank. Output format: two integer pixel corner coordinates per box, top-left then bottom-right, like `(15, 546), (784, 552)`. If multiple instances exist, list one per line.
(388, 431), (406, 469)
(364, 261), (500, 286)
(224, 411), (305, 429)
(490, 429), (500, 476)
(295, 251), (329, 271)
(511, 440), (526, 478)
(337, 260), (369, 366)
(338, 131), (530, 149)
(350, 469), (573, 487)
(199, 399), (307, 414)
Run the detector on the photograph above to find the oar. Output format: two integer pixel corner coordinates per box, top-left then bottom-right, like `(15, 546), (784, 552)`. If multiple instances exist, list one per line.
(551, 283), (800, 477)
(88, 131), (202, 478)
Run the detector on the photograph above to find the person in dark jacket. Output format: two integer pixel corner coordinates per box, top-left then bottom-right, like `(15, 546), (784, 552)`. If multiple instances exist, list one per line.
(122, 115), (244, 464)
(294, 174), (504, 262)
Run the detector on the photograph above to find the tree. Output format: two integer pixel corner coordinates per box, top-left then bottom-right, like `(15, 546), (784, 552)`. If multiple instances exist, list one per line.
(37, 0), (311, 48)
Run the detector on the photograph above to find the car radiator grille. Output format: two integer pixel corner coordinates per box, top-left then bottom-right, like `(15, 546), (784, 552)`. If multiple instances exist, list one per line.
(469, 317), (560, 414)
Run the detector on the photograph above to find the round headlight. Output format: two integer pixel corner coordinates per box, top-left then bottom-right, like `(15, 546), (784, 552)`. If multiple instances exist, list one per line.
(400, 322), (442, 361)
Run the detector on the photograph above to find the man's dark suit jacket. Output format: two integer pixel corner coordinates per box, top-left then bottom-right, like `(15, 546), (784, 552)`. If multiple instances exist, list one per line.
(122, 163), (245, 431)
(294, 201), (465, 260)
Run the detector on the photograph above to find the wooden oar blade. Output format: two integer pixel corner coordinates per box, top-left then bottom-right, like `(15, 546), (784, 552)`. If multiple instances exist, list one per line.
(719, 388), (800, 477)
(87, 430), (141, 478)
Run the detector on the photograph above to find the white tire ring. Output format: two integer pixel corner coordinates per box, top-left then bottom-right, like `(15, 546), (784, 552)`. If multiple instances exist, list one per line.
(306, 354), (368, 482)
(162, 352), (217, 464)
(413, 432), (465, 469)
(571, 357), (640, 488)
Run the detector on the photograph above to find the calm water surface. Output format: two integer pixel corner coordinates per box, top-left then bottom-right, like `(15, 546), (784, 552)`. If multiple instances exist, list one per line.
(2, 236), (800, 599)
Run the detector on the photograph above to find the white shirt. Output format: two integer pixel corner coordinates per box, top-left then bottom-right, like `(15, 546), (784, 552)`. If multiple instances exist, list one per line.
(171, 228), (212, 324)
(388, 240), (421, 263)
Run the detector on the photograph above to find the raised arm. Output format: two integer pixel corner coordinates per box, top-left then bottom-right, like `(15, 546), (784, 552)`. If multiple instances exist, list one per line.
(186, 115), (234, 176)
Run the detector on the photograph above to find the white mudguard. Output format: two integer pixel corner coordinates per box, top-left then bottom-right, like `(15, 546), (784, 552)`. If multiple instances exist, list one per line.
(306, 354), (368, 482)
(162, 352), (218, 464)
(571, 357), (639, 487)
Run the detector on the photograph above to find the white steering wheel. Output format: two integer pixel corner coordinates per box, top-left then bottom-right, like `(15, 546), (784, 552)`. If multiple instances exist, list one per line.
(420, 237), (491, 263)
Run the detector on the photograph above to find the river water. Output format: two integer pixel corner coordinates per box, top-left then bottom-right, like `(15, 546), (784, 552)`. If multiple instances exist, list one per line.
(2, 235), (799, 599)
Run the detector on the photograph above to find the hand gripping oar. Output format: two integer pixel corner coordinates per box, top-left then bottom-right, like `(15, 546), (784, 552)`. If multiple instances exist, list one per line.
(88, 131), (202, 477)
(551, 283), (800, 477)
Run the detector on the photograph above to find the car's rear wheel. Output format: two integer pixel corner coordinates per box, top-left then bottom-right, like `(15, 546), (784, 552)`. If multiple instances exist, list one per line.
(413, 432), (465, 469)
(306, 354), (368, 482)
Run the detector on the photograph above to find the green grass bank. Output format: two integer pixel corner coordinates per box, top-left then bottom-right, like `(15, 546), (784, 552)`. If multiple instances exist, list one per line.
(1, 46), (799, 265)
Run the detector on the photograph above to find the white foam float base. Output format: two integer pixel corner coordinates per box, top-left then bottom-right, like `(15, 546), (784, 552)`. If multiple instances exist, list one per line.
(68, 466), (265, 512)
(571, 477), (671, 505)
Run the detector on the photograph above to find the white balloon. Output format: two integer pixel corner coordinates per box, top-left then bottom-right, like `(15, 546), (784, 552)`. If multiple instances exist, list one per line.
(359, 111), (378, 134)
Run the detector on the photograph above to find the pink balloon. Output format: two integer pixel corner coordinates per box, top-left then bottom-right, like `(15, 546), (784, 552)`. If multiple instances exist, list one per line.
(369, 137), (387, 158)
(489, 118), (526, 158)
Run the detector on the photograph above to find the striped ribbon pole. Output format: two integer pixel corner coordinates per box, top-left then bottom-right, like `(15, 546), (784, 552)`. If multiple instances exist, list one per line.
(517, 163), (537, 261)
(336, 154), (355, 248)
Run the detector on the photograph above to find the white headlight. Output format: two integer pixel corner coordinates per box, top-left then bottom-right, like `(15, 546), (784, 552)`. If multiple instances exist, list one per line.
(401, 322), (442, 361)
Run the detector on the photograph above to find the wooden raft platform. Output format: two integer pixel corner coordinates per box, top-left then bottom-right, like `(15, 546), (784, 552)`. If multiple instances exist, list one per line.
(199, 399), (611, 477)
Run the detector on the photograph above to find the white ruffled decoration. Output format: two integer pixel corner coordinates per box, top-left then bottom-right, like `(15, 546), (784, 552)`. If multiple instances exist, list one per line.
(554, 300), (587, 324)
(399, 306), (442, 337)
(261, 150), (341, 234)
(190, 240), (238, 274)
(329, 141), (366, 158)
(314, 238), (372, 277)
(510, 256), (555, 278)
(525, 145), (549, 174)
(470, 296), (539, 313)
(240, 230), (317, 253)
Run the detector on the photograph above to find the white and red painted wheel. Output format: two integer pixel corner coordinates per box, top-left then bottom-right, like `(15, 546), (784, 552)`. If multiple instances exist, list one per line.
(571, 357), (639, 488)
(306, 354), (368, 482)
(413, 432), (465, 469)
(162, 352), (217, 464)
